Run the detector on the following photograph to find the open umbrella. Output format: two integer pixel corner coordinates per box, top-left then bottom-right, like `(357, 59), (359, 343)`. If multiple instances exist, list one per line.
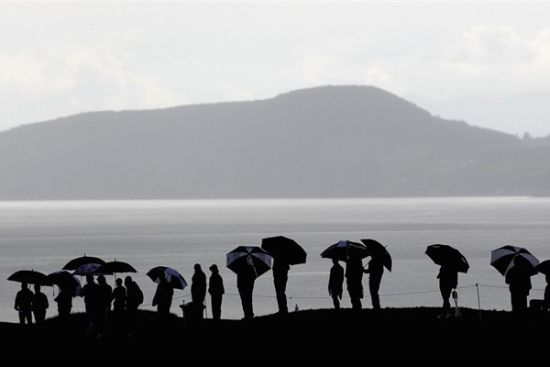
(425, 244), (469, 273)
(361, 239), (392, 271)
(96, 260), (137, 275)
(7, 270), (51, 286)
(146, 266), (187, 290)
(73, 263), (109, 276)
(226, 246), (272, 277)
(536, 260), (550, 275)
(321, 240), (369, 261)
(47, 271), (81, 296)
(491, 245), (539, 276)
(63, 255), (105, 270)
(261, 236), (307, 265)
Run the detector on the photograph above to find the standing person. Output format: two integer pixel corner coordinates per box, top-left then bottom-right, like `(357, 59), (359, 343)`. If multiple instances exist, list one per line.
(328, 259), (344, 310)
(14, 282), (34, 325)
(124, 276), (143, 335)
(191, 264), (207, 308)
(97, 275), (113, 318)
(208, 265), (225, 321)
(345, 258), (364, 310)
(272, 259), (290, 315)
(364, 257), (384, 310)
(152, 277), (174, 315)
(112, 278), (126, 314)
(438, 265), (458, 317)
(54, 285), (73, 319)
(81, 275), (101, 336)
(237, 264), (256, 320)
(505, 264), (532, 313)
(31, 284), (49, 324)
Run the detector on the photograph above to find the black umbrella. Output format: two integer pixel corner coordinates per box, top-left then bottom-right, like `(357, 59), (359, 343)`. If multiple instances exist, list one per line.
(63, 255), (105, 270)
(491, 245), (539, 276)
(146, 266), (187, 290)
(7, 270), (51, 286)
(361, 239), (392, 271)
(226, 246), (272, 277)
(321, 240), (369, 261)
(261, 236), (307, 265)
(536, 260), (550, 275)
(96, 260), (137, 275)
(73, 263), (108, 276)
(425, 244), (469, 273)
(47, 271), (81, 296)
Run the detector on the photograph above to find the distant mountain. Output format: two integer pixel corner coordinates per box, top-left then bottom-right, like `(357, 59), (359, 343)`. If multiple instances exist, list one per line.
(409, 92), (550, 138)
(1, 85), (549, 200)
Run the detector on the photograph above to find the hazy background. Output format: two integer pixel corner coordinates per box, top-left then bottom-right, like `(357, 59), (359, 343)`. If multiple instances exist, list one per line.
(2, 1), (550, 136)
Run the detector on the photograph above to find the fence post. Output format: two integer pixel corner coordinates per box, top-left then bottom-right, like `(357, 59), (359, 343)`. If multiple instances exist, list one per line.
(476, 283), (482, 323)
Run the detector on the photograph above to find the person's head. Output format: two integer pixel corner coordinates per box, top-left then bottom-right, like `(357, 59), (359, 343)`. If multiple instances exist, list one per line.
(97, 275), (106, 285)
(86, 275), (94, 284)
(194, 264), (202, 272)
(124, 276), (132, 286)
(21, 282), (28, 290)
(332, 259), (339, 265)
(34, 284), (41, 292)
(116, 278), (123, 287)
(209, 264), (218, 274)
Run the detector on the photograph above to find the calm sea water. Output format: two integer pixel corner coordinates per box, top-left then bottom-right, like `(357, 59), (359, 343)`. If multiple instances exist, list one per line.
(1, 197), (549, 323)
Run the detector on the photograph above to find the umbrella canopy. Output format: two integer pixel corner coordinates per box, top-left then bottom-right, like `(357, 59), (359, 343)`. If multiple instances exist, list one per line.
(7, 270), (51, 286)
(491, 245), (539, 276)
(47, 271), (81, 296)
(96, 261), (137, 274)
(226, 246), (272, 277)
(261, 236), (307, 265)
(73, 263), (109, 276)
(425, 244), (469, 273)
(536, 260), (550, 276)
(361, 239), (392, 271)
(63, 255), (105, 270)
(146, 266), (187, 290)
(321, 240), (369, 261)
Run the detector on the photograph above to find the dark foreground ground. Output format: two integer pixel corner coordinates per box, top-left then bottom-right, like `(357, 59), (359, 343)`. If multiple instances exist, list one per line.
(1, 307), (548, 360)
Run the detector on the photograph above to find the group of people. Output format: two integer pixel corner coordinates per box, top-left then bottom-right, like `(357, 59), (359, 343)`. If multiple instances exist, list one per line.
(328, 257), (385, 311)
(13, 258), (550, 327)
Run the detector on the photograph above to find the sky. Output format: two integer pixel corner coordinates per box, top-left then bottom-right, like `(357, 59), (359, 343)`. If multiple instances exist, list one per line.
(2, 1), (550, 135)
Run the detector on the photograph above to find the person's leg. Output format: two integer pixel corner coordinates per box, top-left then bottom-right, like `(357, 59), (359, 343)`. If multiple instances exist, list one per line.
(370, 278), (381, 310)
(332, 295), (340, 310)
(440, 284), (451, 312)
(18, 311), (24, 324)
(274, 277), (288, 314)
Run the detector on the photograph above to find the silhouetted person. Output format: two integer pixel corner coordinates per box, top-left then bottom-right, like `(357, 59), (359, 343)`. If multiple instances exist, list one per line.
(272, 259), (290, 314)
(346, 258), (364, 310)
(124, 276), (143, 335)
(97, 275), (113, 319)
(14, 282), (33, 324)
(112, 278), (126, 313)
(438, 266), (458, 316)
(237, 264), (257, 319)
(543, 274), (550, 312)
(328, 259), (344, 310)
(54, 286), (73, 319)
(31, 284), (49, 324)
(81, 275), (101, 336)
(152, 277), (174, 315)
(191, 264), (207, 308)
(505, 264), (532, 313)
(364, 257), (384, 310)
(208, 264), (224, 321)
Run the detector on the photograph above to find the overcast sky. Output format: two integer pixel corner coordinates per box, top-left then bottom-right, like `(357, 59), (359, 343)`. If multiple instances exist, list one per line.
(2, 1), (550, 135)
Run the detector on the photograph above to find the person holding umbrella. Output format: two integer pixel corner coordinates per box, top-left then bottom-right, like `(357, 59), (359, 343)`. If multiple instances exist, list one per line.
(31, 284), (49, 324)
(152, 276), (174, 315)
(426, 244), (469, 318)
(14, 282), (34, 324)
(346, 258), (364, 310)
(261, 236), (307, 315)
(505, 263), (533, 313)
(361, 239), (392, 310)
(227, 246), (272, 320)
